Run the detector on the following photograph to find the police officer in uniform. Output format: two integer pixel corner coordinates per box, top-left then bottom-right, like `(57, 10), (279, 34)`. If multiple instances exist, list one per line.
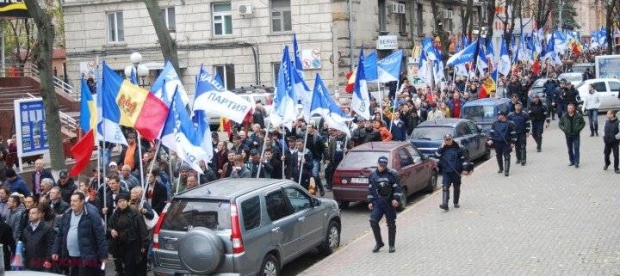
(508, 102), (531, 165)
(367, 156), (402, 253)
(528, 95), (550, 152)
(487, 111), (517, 176)
(436, 134), (467, 211)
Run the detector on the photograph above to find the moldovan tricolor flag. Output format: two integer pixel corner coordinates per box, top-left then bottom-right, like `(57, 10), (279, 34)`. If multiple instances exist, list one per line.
(69, 77), (97, 177)
(101, 62), (168, 141)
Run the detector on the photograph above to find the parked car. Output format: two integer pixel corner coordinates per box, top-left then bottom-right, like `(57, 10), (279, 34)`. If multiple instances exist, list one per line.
(331, 141), (438, 210)
(558, 72), (584, 87)
(571, 62), (595, 74)
(461, 98), (511, 134)
(528, 78), (548, 101)
(576, 78), (620, 111)
(410, 118), (490, 162)
(152, 178), (341, 276)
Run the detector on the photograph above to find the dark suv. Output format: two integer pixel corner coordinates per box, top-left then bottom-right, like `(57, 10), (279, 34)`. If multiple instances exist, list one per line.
(152, 178), (341, 276)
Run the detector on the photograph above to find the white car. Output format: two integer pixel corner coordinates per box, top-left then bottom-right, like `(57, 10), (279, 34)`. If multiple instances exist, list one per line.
(577, 78), (620, 111)
(558, 72), (584, 87)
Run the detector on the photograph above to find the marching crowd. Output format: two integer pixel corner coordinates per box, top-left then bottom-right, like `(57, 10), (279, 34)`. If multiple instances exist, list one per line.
(0, 52), (617, 275)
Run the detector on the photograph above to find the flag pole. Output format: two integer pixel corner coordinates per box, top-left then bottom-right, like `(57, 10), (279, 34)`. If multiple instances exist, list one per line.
(141, 139), (162, 205)
(137, 132), (146, 190)
(256, 121), (271, 178)
(281, 126), (286, 179)
(297, 127), (309, 185)
(389, 79), (400, 132)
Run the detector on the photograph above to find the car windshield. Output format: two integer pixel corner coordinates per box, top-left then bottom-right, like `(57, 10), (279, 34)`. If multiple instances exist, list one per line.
(411, 127), (454, 140)
(161, 199), (231, 231)
(463, 105), (497, 121)
(339, 151), (388, 168)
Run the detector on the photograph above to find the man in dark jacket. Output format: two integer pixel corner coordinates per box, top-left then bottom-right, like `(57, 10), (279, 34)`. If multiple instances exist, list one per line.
(108, 193), (149, 276)
(22, 205), (56, 271)
(57, 170), (77, 204)
(52, 191), (107, 276)
(0, 219), (15, 271)
(305, 124), (327, 196)
(487, 111), (517, 176)
(4, 169), (31, 196)
(49, 186), (70, 216)
(145, 169), (168, 214)
(559, 103), (586, 168)
(99, 174), (130, 221)
(528, 95), (550, 152)
(32, 158), (54, 197)
(507, 102), (531, 165)
(506, 77), (523, 99)
(436, 134), (467, 211)
(543, 78), (558, 120)
(325, 129), (350, 188)
(602, 110), (620, 173)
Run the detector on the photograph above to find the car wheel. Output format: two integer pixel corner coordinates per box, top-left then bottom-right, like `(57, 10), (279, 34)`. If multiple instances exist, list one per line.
(178, 227), (224, 275)
(425, 171), (438, 193)
(260, 254), (280, 276)
(318, 220), (341, 255)
(338, 201), (350, 209)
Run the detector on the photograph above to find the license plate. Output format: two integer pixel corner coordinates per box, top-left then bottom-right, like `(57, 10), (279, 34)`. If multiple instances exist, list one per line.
(351, 177), (368, 184)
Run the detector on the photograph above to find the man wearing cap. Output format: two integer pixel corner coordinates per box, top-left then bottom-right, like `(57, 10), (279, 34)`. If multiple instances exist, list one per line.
(487, 111), (517, 176)
(57, 170), (77, 203)
(436, 134), (467, 210)
(367, 156), (402, 253)
(508, 102), (531, 165)
(528, 95), (550, 152)
(559, 103), (586, 168)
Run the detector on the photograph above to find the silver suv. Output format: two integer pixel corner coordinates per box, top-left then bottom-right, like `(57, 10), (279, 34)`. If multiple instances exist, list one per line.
(152, 178), (341, 276)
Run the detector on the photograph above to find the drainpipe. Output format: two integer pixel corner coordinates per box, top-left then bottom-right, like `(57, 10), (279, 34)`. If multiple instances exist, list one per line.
(348, 0), (354, 71)
(250, 44), (260, 85)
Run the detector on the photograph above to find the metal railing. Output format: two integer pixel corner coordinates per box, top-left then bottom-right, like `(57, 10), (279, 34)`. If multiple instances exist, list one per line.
(26, 64), (79, 100)
(26, 92), (79, 134)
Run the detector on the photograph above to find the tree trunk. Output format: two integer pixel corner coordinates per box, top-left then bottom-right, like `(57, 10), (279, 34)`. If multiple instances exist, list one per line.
(430, 1), (450, 61)
(462, 0), (474, 39)
(23, 0), (66, 170)
(486, 0), (496, 38)
(606, 0), (617, 54)
(141, 0), (180, 76)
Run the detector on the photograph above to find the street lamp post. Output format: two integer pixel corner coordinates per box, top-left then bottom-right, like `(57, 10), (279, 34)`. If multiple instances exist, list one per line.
(124, 52), (150, 87)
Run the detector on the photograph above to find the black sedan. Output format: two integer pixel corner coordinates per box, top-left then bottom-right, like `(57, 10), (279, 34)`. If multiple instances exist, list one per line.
(410, 118), (490, 161)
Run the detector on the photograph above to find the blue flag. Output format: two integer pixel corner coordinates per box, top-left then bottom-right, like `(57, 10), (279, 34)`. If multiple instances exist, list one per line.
(351, 45), (370, 120)
(364, 50), (379, 81)
(271, 46), (298, 128)
(447, 40), (477, 66)
(377, 50), (403, 83)
(310, 73), (351, 137)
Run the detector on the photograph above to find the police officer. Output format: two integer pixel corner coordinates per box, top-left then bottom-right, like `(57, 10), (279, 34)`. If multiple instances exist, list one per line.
(487, 111), (517, 176)
(528, 95), (550, 152)
(508, 102), (531, 165)
(543, 77), (558, 120)
(367, 156), (402, 253)
(436, 134), (467, 211)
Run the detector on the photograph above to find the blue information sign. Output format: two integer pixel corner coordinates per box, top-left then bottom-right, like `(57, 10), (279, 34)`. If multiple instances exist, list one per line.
(14, 98), (49, 156)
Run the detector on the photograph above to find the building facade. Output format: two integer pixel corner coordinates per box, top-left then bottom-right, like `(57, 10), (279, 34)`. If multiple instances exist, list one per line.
(62, 0), (478, 95)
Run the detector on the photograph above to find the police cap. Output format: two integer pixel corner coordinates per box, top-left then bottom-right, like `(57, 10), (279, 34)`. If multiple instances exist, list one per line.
(377, 156), (389, 166)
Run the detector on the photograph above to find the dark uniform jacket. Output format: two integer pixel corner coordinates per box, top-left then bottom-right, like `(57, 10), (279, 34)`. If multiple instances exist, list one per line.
(603, 118), (620, 144)
(488, 120), (517, 144)
(367, 169), (402, 203)
(436, 143), (465, 174)
(528, 101), (549, 122)
(508, 111), (531, 135)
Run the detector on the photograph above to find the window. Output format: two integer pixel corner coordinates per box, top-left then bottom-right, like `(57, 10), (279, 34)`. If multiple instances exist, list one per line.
(272, 62), (281, 86)
(214, 64), (235, 90)
(161, 200), (231, 231)
(265, 191), (293, 221)
(107, 11), (124, 42)
(406, 146), (423, 164)
(591, 82), (606, 92)
(399, 13), (407, 34)
(416, 4), (423, 35)
(241, 196), (261, 231)
(213, 2), (232, 36)
(160, 7), (176, 32)
(271, 0), (292, 32)
(609, 81), (620, 93)
(398, 148), (413, 167)
(378, 0), (386, 33)
(466, 121), (480, 134)
(456, 123), (472, 137)
(284, 187), (312, 212)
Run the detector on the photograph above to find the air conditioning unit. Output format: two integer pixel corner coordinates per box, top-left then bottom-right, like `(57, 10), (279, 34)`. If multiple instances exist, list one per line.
(239, 4), (253, 15)
(390, 2), (406, 14)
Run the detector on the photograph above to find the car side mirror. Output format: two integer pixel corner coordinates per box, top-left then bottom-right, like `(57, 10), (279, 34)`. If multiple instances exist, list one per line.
(312, 197), (321, 207)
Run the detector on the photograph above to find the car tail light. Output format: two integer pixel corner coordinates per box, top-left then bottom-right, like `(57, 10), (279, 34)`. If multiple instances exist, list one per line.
(152, 202), (170, 249)
(230, 203), (245, 254)
(332, 172), (341, 186)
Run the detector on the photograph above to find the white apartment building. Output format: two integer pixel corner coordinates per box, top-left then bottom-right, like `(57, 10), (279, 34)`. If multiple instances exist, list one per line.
(62, 0), (479, 94)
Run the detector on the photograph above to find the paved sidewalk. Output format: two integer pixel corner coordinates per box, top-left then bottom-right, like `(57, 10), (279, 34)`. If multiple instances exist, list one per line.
(301, 119), (620, 276)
